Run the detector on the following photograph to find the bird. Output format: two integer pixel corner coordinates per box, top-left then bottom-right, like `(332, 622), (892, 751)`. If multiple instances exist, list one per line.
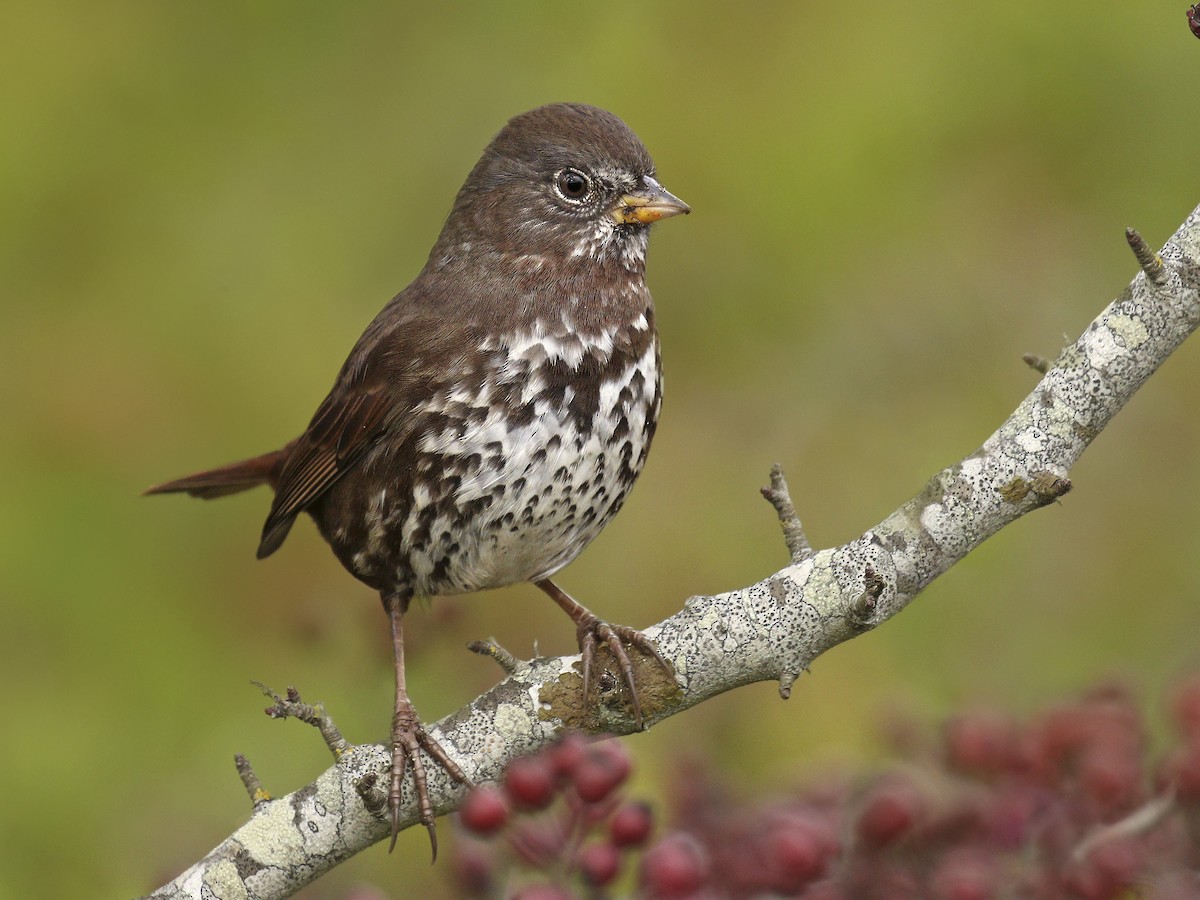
(145, 102), (689, 855)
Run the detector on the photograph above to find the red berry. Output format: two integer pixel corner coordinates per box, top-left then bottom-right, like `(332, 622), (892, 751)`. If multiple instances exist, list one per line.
(592, 739), (634, 780)
(980, 787), (1038, 849)
(1021, 693), (1142, 788)
(550, 732), (588, 779)
(1079, 746), (1142, 816)
(759, 808), (840, 881)
(769, 821), (830, 889)
(505, 755), (557, 810)
(856, 783), (921, 847)
(572, 743), (632, 803)
(609, 802), (654, 847)
(639, 833), (710, 898)
(944, 712), (1018, 777)
(1036, 705), (1093, 767)
(459, 785), (509, 835)
(574, 762), (619, 803)
(577, 841), (621, 886)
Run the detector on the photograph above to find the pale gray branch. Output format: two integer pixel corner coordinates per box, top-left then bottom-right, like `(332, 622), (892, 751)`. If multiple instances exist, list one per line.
(144, 202), (1200, 899)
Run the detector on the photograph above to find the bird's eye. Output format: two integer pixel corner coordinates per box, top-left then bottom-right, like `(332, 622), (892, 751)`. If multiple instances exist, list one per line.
(555, 169), (591, 201)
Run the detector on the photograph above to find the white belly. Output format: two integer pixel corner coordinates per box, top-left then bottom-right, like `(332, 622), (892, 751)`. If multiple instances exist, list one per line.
(399, 326), (660, 596)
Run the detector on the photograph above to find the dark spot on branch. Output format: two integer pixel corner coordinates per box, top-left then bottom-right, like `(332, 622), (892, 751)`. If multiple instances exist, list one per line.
(850, 566), (886, 630)
(769, 577), (790, 606)
(1030, 471), (1072, 504)
(355, 771), (389, 817)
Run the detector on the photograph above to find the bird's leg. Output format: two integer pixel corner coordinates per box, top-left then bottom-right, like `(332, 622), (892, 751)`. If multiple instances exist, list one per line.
(382, 591), (468, 859)
(534, 578), (670, 730)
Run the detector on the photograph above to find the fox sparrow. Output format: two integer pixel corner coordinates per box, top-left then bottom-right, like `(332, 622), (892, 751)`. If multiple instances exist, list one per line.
(146, 102), (689, 853)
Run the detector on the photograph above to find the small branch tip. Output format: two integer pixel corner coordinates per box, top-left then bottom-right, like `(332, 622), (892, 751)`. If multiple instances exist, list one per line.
(1022, 353), (1050, 374)
(252, 681), (350, 758)
(234, 753), (270, 807)
(466, 638), (521, 674)
(761, 464), (815, 563)
(779, 670), (798, 699)
(1125, 228), (1168, 286)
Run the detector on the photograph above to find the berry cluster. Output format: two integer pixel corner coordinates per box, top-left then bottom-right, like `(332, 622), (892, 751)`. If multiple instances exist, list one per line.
(453, 734), (655, 898)
(447, 678), (1200, 898)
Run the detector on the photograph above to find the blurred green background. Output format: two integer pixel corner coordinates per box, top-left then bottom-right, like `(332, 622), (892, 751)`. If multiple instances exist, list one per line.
(5, 1), (1200, 896)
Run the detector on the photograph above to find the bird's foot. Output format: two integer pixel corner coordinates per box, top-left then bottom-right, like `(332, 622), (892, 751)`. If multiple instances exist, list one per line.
(573, 611), (671, 730)
(387, 701), (468, 859)
(535, 579), (674, 731)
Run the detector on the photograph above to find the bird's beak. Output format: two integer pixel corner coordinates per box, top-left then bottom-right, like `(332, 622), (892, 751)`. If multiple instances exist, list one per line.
(612, 175), (691, 225)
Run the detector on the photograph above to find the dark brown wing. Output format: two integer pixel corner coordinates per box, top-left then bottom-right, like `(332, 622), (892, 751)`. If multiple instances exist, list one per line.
(256, 372), (392, 558)
(254, 287), (467, 559)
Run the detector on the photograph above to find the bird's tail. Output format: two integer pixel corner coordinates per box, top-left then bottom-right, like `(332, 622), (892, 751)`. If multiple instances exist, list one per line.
(142, 446), (291, 500)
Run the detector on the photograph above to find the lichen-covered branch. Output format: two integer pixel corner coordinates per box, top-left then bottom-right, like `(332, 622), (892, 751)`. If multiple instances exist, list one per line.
(144, 203), (1200, 899)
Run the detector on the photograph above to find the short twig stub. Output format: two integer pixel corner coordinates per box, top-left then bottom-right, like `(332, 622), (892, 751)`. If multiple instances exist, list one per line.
(1126, 227), (1168, 286)
(761, 464), (814, 563)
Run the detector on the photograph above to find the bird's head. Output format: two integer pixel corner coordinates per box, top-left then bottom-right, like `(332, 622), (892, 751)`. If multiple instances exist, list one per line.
(437, 103), (689, 273)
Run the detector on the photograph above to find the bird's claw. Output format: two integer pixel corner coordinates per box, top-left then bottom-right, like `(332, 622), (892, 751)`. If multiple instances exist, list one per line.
(576, 613), (671, 730)
(387, 704), (468, 859)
